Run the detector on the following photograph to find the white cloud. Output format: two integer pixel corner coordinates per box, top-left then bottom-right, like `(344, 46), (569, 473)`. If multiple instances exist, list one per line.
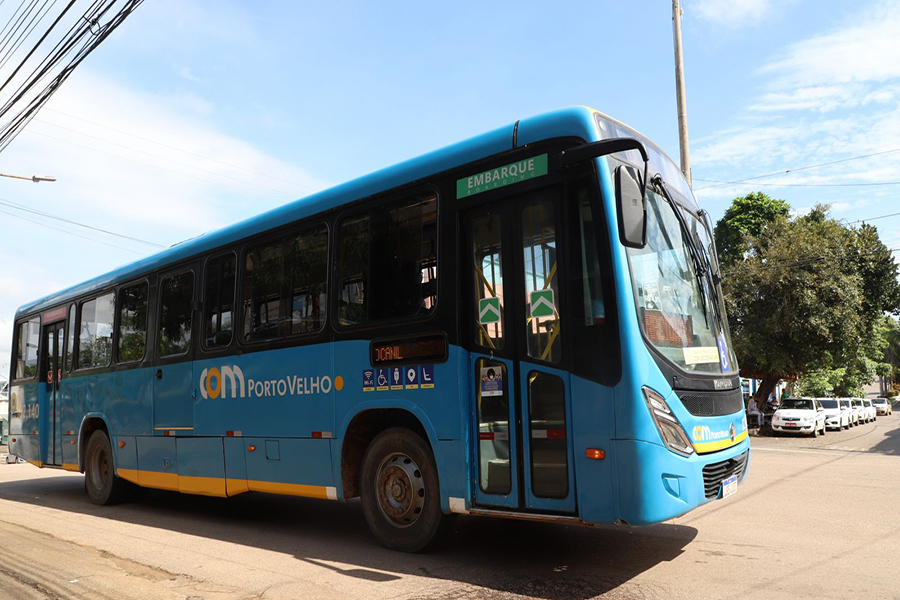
(178, 66), (202, 82)
(694, 0), (900, 207)
(0, 67), (332, 367)
(6, 69), (330, 236)
(760, 2), (900, 88)
(692, 0), (775, 27)
(750, 0), (900, 113)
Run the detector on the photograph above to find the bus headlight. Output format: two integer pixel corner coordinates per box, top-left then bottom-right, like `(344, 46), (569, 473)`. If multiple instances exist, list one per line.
(643, 387), (694, 457)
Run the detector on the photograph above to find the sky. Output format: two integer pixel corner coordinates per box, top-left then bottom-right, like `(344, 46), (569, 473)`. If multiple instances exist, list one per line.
(1, 0), (899, 372)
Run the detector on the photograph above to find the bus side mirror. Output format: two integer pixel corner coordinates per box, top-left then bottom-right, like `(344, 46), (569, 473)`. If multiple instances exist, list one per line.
(616, 165), (646, 249)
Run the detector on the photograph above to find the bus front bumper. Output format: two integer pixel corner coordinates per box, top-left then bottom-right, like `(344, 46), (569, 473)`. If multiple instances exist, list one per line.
(608, 436), (750, 526)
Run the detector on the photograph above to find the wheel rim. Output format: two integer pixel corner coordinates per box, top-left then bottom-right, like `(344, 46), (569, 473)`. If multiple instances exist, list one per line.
(374, 452), (425, 528)
(88, 443), (109, 491)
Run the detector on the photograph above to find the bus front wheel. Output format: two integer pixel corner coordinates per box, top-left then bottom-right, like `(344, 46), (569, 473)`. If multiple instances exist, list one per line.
(84, 430), (129, 505)
(360, 427), (452, 552)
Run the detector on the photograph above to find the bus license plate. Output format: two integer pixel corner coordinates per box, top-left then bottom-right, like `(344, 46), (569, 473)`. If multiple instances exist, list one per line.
(722, 475), (738, 499)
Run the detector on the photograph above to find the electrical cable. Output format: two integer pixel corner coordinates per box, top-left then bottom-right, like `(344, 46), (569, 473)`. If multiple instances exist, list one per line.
(0, 205), (145, 253)
(30, 118), (308, 198)
(0, 0), (144, 153)
(0, 196), (164, 246)
(24, 127), (295, 202)
(694, 148), (900, 191)
(695, 178), (900, 188)
(33, 105), (320, 191)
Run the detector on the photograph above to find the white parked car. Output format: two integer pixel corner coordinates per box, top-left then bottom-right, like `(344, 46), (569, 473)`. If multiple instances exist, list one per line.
(838, 398), (857, 426)
(872, 398), (892, 416)
(839, 399), (859, 426)
(851, 398), (869, 423)
(772, 397), (827, 437)
(820, 399), (849, 431)
(862, 399), (877, 422)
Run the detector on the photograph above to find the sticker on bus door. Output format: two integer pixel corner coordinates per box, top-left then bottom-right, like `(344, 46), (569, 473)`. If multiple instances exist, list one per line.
(480, 366), (502, 397)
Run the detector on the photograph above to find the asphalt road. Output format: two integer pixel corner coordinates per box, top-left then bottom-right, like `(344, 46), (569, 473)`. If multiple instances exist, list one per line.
(0, 411), (898, 600)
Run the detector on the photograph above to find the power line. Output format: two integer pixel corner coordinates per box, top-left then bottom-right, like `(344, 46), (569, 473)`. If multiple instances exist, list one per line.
(723, 246), (900, 276)
(23, 127), (295, 202)
(694, 147), (900, 191)
(0, 1), (146, 153)
(695, 178), (900, 188)
(0, 196), (164, 246)
(35, 105), (321, 192)
(846, 211), (900, 225)
(31, 118), (309, 198)
(0, 205), (144, 254)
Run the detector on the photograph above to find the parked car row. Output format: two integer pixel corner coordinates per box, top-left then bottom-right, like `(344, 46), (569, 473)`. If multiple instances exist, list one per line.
(770, 397), (891, 437)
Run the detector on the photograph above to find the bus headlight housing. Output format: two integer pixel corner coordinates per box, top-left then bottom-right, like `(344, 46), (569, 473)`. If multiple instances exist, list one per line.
(643, 387), (694, 457)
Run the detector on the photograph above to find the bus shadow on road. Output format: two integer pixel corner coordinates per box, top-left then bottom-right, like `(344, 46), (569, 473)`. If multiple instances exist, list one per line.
(0, 474), (697, 600)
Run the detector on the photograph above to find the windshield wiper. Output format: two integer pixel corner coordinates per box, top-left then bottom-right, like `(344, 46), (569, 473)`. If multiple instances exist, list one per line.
(651, 174), (713, 326)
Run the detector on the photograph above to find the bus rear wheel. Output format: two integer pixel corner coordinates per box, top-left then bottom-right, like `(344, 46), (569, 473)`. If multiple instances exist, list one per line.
(84, 430), (129, 505)
(360, 427), (451, 552)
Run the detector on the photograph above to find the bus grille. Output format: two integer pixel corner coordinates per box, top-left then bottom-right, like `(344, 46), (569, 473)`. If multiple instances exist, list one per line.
(702, 451), (748, 499)
(677, 389), (743, 417)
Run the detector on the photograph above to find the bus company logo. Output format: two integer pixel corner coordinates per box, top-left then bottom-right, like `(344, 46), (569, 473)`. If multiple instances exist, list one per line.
(692, 425), (731, 442)
(199, 365), (344, 399)
(199, 365), (246, 399)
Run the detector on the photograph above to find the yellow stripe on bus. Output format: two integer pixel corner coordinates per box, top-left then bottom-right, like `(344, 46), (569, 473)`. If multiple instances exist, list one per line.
(692, 429), (748, 454)
(61, 463), (80, 472)
(116, 468), (336, 500)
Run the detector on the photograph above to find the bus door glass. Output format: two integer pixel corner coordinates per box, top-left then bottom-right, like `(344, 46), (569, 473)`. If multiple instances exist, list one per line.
(39, 318), (65, 465)
(463, 186), (576, 514)
(153, 266), (197, 432)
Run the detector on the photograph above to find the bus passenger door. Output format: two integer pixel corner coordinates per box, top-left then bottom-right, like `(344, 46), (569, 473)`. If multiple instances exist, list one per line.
(515, 198), (575, 513)
(463, 204), (520, 509)
(463, 187), (577, 514)
(39, 320), (65, 466)
(153, 265), (197, 433)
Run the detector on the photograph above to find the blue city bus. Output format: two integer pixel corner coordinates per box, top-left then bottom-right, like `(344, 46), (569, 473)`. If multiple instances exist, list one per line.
(7, 107), (748, 551)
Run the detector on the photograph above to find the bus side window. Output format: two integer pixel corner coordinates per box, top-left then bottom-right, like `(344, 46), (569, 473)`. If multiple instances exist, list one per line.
(14, 318), (40, 379)
(241, 223), (328, 342)
(78, 293), (115, 369)
(286, 224), (328, 335)
(65, 305), (75, 371)
(573, 188), (605, 326)
(117, 281), (149, 363)
(521, 200), (561, 363)
(205, 253), (236, 348)
(243, 238), (285, 341)
(337, 194), (437, 326)
(158, 272), (194, 357)
(568, 184), (619, 384)
(471, 213), (505, 350)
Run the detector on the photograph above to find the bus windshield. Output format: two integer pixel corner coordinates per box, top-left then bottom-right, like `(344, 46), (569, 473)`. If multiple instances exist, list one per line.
(627, 186), (734, 375)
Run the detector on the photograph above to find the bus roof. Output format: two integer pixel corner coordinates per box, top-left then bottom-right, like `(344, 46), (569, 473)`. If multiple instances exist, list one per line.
(14, 106), (672, 319)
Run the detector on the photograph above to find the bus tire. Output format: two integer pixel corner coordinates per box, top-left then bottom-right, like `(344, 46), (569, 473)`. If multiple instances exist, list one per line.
(84, 430), (129, 505)
(360, 427), (452, 552)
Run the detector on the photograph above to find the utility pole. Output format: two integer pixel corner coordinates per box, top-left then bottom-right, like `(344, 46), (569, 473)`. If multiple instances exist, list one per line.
(672, 0), (691, 186)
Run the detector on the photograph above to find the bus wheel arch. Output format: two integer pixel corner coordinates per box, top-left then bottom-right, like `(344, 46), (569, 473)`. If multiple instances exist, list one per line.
(78, 415), (112, 473)
(340, 408), (433, 501)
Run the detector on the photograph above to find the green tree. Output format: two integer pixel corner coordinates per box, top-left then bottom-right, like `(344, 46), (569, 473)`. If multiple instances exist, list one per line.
(713, 192), (791, 267)
(797, 367), (845, 397)
(722, 204), (863, 407)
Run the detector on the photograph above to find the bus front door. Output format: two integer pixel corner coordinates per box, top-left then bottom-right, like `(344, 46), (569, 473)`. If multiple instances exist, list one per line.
(463, 187), (576, 514)
(39, 321), (65, 466)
